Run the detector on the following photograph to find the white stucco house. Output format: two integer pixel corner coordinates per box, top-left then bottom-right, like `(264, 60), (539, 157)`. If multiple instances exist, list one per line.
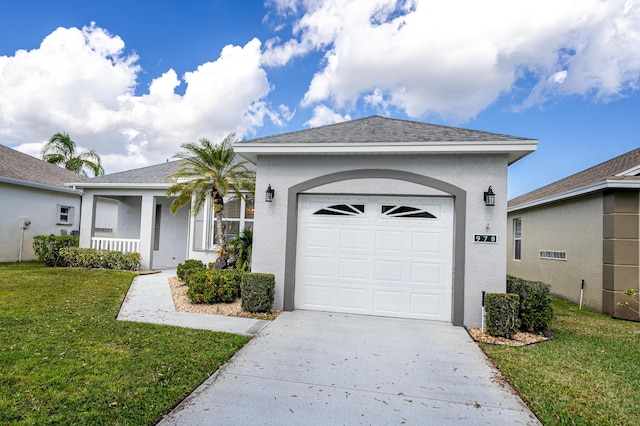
(0, 144), (84, 262)
(235, 116), (537, 326)
(507, 148), (640, 321)
(69, 116), (536, 327)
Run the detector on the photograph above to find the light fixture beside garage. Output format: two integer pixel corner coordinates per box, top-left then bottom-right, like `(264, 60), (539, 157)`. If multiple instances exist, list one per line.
(484, 186), (495, 206)
(265, 184), (275, 202)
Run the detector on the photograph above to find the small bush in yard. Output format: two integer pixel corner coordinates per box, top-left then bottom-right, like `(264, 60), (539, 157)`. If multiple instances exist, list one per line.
(187, 269), (241, 304)
(33, 235), (79, 266)
(176, 259), (206, 282)
(241, 273), (275, 313)
(485, 293), (520, 339)
(59, 247), (141, 270)
(507, 275), (554, 332)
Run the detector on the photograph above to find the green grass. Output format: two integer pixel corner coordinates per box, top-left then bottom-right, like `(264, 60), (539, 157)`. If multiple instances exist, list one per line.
(0, 262), (250, 425)
(482, 297), (640, 425)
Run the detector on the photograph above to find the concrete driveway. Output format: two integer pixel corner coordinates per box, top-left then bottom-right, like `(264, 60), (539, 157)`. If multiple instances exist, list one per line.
(159, 310), (540, 425)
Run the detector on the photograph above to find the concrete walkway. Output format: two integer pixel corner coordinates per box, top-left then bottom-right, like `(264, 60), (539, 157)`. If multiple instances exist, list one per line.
(117, 270), (269, 336)
(118, 272), (540, 425)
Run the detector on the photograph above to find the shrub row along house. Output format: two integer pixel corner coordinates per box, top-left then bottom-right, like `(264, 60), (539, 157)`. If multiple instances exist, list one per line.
(507, 148), (640, 321)
(67, 116), (538, 327)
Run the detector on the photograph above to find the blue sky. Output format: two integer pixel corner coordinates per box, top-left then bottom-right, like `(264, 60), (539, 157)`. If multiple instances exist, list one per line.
(1, 0), (639, 198)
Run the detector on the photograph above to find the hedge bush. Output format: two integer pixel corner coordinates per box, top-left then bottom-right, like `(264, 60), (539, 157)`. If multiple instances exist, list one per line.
(240, 273), (275, 313)
(33, 235), (79, 266)
(186, 269), (243, 304)
(485, 293), (520, 339)
(58, 247), (141, 270)
(507, 275), (554, 332)
(176, 259), (206, 282)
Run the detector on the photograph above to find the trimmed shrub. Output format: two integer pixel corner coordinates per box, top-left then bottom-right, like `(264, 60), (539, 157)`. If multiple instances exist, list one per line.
(176, 259), (206, 283)
(485, 293), (520, 339)
(241, 273), (275, 313)
(58, 247), (141, 270)
(186, 269), (242, 304)
(507, 275), (554, 332)
(33, 235), (79, 266)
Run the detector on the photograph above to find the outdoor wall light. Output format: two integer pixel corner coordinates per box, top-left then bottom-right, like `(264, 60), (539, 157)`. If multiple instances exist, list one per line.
(265, 184), (275, 202)
(484, 186), (495, 206)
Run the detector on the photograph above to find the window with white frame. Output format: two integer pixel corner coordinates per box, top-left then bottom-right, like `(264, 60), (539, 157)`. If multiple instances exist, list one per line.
(57, 205), (74, 225)
(513, 218), (522, 260)
(209, 195), (254, 248)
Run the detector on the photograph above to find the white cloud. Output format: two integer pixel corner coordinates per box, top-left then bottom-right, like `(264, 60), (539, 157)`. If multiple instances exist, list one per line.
(265, 0), (640, 120)
(0, 26), (277, 173)
(549, 71), (568, 85)
(305, 104), (351, 127)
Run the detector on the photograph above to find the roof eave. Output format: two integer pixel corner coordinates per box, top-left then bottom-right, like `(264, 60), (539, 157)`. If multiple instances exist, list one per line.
(65, 182), (171, 190)
(1, 176), (82, 195)
(508, 179), (640, 213)
(235, 140), (538, 165)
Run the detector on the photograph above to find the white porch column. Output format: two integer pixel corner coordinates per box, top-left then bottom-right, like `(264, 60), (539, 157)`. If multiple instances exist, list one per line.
(139, 194), (155, 270)
(79, 192), (96, 248)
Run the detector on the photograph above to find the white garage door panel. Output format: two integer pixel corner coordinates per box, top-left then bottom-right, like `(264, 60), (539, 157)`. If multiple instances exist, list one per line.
(296, 195), (453, 321)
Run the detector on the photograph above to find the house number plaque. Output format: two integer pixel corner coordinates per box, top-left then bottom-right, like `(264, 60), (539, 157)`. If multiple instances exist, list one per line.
(474, 234), (498, 243)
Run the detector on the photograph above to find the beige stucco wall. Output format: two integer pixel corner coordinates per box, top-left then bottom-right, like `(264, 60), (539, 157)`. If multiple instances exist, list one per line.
(250, 153), (509, 327)
(507, 193), (603, 311)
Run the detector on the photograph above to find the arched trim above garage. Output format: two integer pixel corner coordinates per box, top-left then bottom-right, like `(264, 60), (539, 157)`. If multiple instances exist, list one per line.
(284, 169), (467, 326)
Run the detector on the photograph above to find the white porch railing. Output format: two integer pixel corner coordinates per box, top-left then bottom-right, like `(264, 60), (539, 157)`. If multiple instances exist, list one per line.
(91, 237), (140, 253)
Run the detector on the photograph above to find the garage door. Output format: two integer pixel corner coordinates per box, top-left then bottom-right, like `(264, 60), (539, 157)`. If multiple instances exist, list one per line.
(295, 194), (453, 321)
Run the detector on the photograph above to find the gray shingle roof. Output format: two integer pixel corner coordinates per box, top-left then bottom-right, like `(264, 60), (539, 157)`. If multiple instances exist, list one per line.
(71, 157), (256, 187)
(72, 159), (183, 185)
(509, 147), (640, 208)
(0, 144), (86, 189)
(238, 115), (532, 144)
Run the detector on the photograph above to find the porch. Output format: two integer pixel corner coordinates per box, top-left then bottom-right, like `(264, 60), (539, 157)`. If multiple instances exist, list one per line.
(91, 237), (140, 253)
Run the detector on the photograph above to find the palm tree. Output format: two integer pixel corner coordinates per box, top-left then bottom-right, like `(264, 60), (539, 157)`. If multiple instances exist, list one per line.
(41, 132), (105, 177)
(166, 134), (255, 269)
(228, 228), (253, 271)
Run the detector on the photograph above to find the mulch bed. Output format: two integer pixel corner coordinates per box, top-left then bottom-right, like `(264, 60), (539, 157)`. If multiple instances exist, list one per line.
(168, 277), (280, 320)
(466, 327), (553, 347)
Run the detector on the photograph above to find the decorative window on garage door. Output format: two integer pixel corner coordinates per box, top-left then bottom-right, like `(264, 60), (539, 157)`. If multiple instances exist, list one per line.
(381, 205), (436, 218)
(313, 204), (365, 216)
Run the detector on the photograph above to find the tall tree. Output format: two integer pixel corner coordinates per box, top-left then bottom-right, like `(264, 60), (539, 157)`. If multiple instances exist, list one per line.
(166, 134), (255, 269)
(41, 132), (105, 177)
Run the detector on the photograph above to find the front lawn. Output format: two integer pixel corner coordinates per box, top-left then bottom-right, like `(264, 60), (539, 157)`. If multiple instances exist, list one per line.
(0, 262), (250, 425)
(482, 297), (640, 425)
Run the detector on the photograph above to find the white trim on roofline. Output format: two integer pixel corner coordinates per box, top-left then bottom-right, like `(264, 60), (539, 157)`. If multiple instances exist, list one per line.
(508, 179), (640, 212)
(65, 182), (171, 190)
(1, 176), (82, 195)
(616, 164), (640, 177)
(235, 140), (538, 165)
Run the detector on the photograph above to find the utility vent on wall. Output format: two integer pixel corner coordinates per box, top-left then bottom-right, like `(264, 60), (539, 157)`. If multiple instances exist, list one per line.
(539, 250), (567, 261)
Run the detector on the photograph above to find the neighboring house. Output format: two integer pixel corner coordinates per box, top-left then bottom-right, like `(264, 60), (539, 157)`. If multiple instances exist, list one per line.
(235, 115), (537, 327)
(507, 148), (640, 321)
(0, 144), (84, 262)
(68, 160), (255, 271)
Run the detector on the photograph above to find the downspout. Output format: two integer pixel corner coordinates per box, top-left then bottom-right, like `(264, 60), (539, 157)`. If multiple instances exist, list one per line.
(18, 224), (25, 262)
